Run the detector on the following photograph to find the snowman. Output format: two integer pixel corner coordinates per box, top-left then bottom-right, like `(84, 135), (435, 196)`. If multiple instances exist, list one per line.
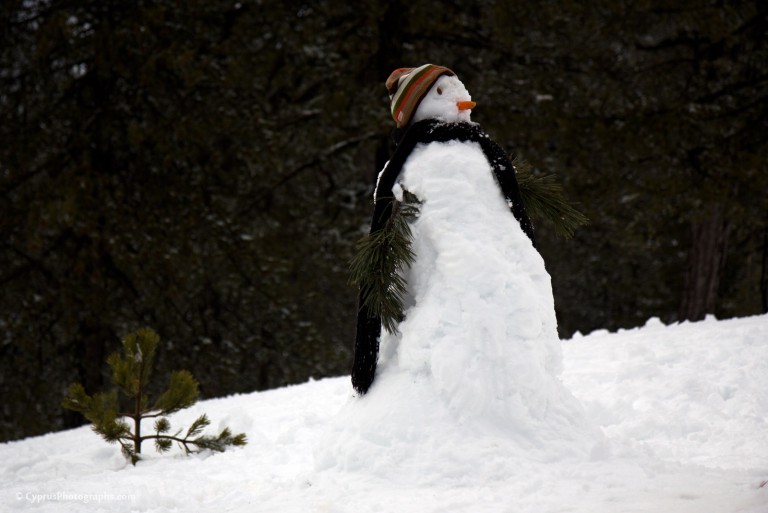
(352, 64), (541, 396)
(325, 65), (601, 475)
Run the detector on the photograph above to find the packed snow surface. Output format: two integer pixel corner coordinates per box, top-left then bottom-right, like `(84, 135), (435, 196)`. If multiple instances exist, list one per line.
(2, 314), (767, 512)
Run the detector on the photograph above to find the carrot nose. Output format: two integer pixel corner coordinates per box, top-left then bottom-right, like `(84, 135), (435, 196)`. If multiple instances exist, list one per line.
(457, 100), (476, 111)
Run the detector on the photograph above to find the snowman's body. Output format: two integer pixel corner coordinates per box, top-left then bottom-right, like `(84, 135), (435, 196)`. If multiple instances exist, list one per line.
(322, 70), (602, 476)
(378, 138), (562, 425)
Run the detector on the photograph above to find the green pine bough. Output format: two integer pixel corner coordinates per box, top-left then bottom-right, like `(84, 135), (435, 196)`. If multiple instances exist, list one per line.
(63, 328), (247, 465)
(349, 192), (419, 335)
(513, 156), (589, 239)
(350, 167), (588, 335)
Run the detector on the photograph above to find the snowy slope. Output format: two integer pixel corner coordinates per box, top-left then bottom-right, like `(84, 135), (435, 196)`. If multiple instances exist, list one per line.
(2, 314), (768, 512)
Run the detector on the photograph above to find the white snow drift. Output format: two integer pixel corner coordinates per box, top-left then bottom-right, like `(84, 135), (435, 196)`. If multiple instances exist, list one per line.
(1, 314), (767, 512)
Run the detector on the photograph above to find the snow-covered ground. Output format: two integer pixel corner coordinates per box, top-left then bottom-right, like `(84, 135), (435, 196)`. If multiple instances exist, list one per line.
(2, 314), (767, 512)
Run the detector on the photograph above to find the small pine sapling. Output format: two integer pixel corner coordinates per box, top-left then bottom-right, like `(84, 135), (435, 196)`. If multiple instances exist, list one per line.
(63, 328), (247, 465)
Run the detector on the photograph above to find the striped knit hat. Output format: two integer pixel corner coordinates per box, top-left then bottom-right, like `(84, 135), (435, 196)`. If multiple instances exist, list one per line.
(386, 64), (455, 128)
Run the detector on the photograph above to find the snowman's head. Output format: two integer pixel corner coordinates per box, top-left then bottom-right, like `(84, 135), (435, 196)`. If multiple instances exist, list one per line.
(386, 64), (475, 129)
(411, 74), (474, 125)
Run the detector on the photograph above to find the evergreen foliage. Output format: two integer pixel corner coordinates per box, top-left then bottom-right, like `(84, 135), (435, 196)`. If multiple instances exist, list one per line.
(350, 192), (419, 334)
(63, 328), (247, 465)
(514, 158), (590, 239)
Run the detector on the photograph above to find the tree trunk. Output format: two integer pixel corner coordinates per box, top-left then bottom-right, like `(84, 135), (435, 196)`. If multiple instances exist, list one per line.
(761, 228), (768, 314)
(679, 203), (731, 321)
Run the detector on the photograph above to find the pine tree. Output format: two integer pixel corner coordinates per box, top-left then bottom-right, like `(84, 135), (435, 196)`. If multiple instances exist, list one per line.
(63, 328), (247, 465)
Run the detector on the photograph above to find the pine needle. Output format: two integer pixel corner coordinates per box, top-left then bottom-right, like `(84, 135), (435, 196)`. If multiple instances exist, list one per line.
(350, 194), (419, 334)
(514, 157), (589, 238)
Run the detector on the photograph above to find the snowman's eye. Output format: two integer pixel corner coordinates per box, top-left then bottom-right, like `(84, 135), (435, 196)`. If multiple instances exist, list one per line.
(436, 87), (443, 95)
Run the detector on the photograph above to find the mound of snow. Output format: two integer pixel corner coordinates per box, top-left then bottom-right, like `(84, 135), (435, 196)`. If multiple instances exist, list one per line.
(564, 315), (768, 471)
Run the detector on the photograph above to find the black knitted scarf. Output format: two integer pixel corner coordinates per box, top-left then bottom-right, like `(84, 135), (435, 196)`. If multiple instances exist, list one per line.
(351, 119), (535, 394)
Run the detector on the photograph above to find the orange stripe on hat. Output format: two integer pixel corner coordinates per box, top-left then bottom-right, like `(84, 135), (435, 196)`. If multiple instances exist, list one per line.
(394, 67), (439, 115)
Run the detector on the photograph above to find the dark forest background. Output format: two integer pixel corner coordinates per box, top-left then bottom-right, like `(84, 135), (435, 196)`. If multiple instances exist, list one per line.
(1, 1), (766, 442)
